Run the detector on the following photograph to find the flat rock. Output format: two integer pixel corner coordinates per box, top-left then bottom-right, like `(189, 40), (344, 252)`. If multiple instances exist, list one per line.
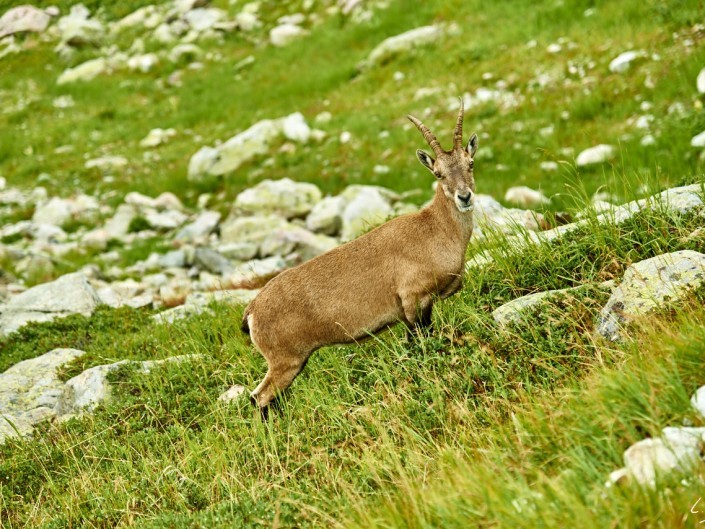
(597, 251), (705, 341)
(0, 5), (51, 39)
(0, 273), (101, 336)
(234, 178), (322, 218)
(174, 210), (220, 242)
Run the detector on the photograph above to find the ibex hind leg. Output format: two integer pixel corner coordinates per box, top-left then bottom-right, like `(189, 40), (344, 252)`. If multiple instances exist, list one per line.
(250, 355), (310, 409)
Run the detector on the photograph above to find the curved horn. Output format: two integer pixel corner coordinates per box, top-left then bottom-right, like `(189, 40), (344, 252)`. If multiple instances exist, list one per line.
(454, 97), (464, 149)
(407, 114), (442, 155)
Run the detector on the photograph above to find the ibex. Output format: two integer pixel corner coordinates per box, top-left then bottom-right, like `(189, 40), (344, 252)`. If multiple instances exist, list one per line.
(239, 100), (478, 408)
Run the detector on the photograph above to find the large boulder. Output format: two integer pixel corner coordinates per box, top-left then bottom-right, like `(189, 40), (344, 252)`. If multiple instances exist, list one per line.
(0, 348), (85, 443)
(306, 195), (346, 235)
(0, 5), (51, 39)
(0, 273), (102, 335)
(597, 251), (705, 341)
(233, 178), (322, 218)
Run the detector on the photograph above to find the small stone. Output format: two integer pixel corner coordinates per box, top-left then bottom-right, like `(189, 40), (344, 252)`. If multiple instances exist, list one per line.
(362, 25), (443, 68)
(85, 155), (128, 171)
(270, 23), (308, 47)
(57, 57), (107, 84)
(609, 50), (646, 73)
(139, 128), (176, 148)
(576, 144), (616, 166)
(698, 68), (705, 95)
(174, 210), (220, 242)
(690, 130), (705, 148)
(127, 53), (159, 72)
(219, 384), (246, 402)
(194, 248), (233, 275)
(540, 161), (559, 171)
(504, 186), (550, 208)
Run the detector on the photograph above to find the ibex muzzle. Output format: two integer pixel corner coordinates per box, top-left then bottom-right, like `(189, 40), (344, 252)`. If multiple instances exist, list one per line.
(239, 100), (478, 409)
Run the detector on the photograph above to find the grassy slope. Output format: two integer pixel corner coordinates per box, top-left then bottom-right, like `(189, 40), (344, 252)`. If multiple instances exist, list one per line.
(1, 0), (705, 527)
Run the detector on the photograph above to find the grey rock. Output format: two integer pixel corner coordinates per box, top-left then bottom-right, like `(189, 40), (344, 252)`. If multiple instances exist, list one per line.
(234, 178), (322, 218)
(183, 7), (226, 31)
(217, 242), (258, 261)
(597, 251), (705, 341)
(698, 68), (705, 95)
(158, 250), (187, 269)
(0, 5), (51, 39)
(0, 273), (101, 336)
(226, 256), (287, 288)
(260, 225), (338, 261)
(0, 348), (85, 443)
(144, 209), (187, 230)
(153, 289), (257, 323)
(504, 186), (550, 208)
(194, 248), (233, 274)
(175, 210), (220, 242)
(218, 384), (246, 402)
(220, 214), (289, 245)
(103, 204), (137, 239)
(32, 197), (72, 226)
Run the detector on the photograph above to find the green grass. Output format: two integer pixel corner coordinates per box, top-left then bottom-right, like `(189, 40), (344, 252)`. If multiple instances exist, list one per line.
(2, 0), (705, 526)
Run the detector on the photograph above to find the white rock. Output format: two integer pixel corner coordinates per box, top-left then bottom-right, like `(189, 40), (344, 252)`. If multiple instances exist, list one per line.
(145, 209), (188, 230)
(57, 57), (107, 84)
(56, 4), (104, 46)
(546, 43), (561, 54)
(623, 428), (705, 486)
(220, 214), (289, 245)
(217, 242), (259, 261)
(32, 197), (72, 226)
(363, 25), (443, 67)
(112, 5), (157, 33)
(139, 128), (176, 148)
(103, 204), (136, 239)
(269, 23), (308, 47)
(234, 12), (260, 31)
(691, 385), (705, 418)
(183, 8), (226, 32)
(168, 43), (201, 64)
(540, 161), (559, 172)
(127, 53), (159, 72)
(0, 5), (51, 39)
(281, 112), (311, 143)
(609, 50), (645, 73)
(504, 186), (550, 208)
(233, 178), (322, 218)
(340, 186), (393, 241)
(85, 155), (128, 171)
(219, 384), (246, 402)
(260, 224), (338, 261)
(691, 130), (705, 148)
(698, 68), (705, 95)
(576, 144), (616, 166)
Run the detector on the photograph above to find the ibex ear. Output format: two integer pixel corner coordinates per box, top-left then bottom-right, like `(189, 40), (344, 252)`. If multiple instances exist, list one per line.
(467, 133), (478, 157)
(416, 149), (435, 174)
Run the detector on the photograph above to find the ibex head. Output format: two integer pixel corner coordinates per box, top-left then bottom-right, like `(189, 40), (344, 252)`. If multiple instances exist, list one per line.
(408, 98), (478, 213)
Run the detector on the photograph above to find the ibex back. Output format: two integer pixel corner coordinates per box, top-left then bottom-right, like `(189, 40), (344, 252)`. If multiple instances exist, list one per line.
(240, 100), (478, 409)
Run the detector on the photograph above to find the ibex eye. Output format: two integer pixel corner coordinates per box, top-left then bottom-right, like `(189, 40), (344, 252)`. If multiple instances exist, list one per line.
(469, 161), (474, 169)
(434, 171), (441, 178)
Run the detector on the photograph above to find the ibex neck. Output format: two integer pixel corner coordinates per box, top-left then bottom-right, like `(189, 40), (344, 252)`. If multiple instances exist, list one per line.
(430, 185), (475, 244)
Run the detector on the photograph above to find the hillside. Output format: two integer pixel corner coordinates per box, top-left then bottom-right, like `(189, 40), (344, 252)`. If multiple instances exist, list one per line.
(1, 0), (705, 527)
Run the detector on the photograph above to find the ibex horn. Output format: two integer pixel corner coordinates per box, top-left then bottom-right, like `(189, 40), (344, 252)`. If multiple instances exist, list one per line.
(407, 114), (443, 155)
(454, 97), (464, 149)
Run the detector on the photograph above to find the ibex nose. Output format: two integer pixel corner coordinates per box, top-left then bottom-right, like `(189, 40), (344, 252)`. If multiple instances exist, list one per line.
(458, 191), (473, 204)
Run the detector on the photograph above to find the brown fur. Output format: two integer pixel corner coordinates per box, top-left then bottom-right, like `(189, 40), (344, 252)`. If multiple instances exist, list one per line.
(241, 103), (478, 408)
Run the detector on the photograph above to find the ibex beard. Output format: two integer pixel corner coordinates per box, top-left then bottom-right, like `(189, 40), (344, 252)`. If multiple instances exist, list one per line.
(238, 99), (478, 409)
